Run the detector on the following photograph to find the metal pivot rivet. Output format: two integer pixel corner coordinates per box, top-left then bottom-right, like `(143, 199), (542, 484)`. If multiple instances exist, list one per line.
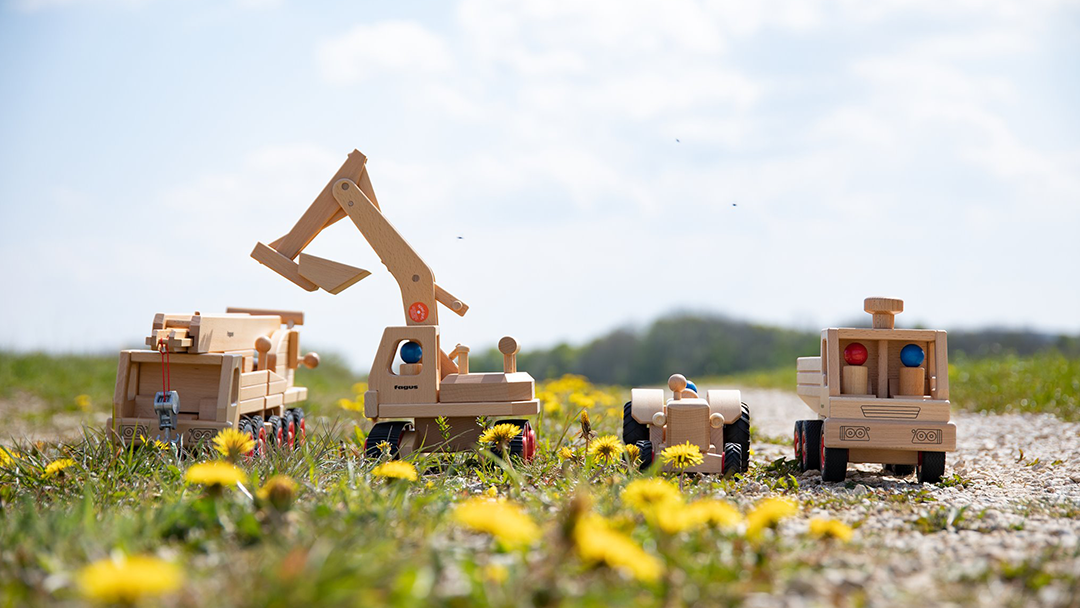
(348, 201), (354, 206)
(412, 275), (420, 282)
(342, 182), (350, 190)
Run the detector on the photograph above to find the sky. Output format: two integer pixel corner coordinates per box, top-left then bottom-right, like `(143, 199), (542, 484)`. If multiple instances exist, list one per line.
(1, 0), (1079, 371)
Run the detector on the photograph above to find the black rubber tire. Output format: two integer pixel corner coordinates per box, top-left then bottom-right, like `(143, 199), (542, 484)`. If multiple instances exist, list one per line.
(794, 421), (805, 469)
(623, 401), (650, 445)
(364, 421), (412, 459)
(635, 440), (654, 471)
(723, 443), (742, 475)
(820, 423), (848, 482)
(723, 402), (751, 472)
(917, 452), (946, 484)
(802, 419), (823, 471)
(268, 415), (283, 447)
(288, 407), (306, 446)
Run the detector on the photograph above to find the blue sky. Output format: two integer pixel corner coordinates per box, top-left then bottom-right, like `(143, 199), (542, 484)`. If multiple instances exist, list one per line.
(2, 0), (1079, 369)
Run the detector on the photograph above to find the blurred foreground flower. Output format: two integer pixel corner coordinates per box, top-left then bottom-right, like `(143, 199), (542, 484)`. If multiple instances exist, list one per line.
(573, 513), (663, 582)
(809, 518), (853, 542)
(43, 458), (75, 478)
(588, 435), (623, 465)
(257, 475), (298, 511)
(622, 478), (682, 515)
(75, 394), (92, 411)
(660, 442), (704, 471)
(452, 497), (539, 548)
(184, 461), (246, 488)
(746, 497), (797, 540)
(213, 428), (255, 462)
(77, 554), (183, 604)
(371, 460), (418, 482)
(0, 447), (18, 467)
(687, 499), (742, 529)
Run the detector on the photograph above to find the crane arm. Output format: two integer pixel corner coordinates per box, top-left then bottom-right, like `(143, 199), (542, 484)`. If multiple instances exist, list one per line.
(251, 150), (468, 326)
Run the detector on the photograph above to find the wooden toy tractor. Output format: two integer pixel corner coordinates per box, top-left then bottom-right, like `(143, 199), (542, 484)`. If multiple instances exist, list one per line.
(794, 297), (955, 483)
(108, 308), (319, 452)
(623, 374), (750, 474)
(252, 150), (539, 460)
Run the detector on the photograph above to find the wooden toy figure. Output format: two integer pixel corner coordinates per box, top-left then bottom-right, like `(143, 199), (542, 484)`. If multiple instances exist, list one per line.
(793, 297), (955, 483)
(108, 308), (318, 453)
(251, 150), (539, 460)
(623, 374), (750, 474)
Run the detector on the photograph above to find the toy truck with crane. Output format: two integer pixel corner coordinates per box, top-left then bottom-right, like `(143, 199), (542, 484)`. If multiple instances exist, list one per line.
(623, 374), (750, 474)
(108, 308), (319, 452)
(251, 150), (539, 460)
(793, 297), (955, 483)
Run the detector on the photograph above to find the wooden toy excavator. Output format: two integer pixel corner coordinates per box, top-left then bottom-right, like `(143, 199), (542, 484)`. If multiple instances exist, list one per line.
(251, 150), (539, 460)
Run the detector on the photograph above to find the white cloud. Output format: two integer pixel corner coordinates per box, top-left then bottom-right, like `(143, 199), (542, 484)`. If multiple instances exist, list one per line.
(317, 21), (453, 85)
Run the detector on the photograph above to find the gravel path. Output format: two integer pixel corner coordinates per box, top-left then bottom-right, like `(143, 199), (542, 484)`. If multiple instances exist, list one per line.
(733, 388), (1080, 607)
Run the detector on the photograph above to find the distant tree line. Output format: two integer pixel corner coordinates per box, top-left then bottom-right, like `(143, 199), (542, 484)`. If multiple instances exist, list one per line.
(468, 312), (1080, 385)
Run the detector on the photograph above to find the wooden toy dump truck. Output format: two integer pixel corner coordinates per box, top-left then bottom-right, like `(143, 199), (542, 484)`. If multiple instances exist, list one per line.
(623, 374), (750, 474)
(793, 297), (954, 483)
(251, 150), (539, 461)
(107, 308), (319, 452)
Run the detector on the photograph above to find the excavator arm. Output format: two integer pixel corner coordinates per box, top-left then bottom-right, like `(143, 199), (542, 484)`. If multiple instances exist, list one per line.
(250, 150), (468, 326)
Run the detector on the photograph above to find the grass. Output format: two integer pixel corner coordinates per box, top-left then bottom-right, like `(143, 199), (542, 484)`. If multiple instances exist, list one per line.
(948, 351), (1080, 421)
(2, 353), (1079, 605)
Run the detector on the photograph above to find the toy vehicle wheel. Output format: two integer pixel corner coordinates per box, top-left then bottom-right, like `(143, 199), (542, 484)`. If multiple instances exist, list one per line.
(239, 418), (258, 457)
(493, 419), (536, 462)
(917, 452), (945, 484)
(268, 415), (283, 447)
(820, 423), (847, 482)
(291, 408), (306, 446)
(364, 421), (412, 459)
(802, 420), (822, 471)
(794, 421), (805, 467)
(283, 411), (296, 450)
(884, 464), (915, 476)
(722, 443), (742, 475)
(634, 440), (654, 471)
(723, 402), (751, 472)
(622, 401), (650, 445)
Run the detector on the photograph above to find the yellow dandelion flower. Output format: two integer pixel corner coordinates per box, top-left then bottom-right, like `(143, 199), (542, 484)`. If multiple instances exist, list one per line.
(588, 435), (624, 465)
(570, 393), (596, 410)
(338, 397), (361, 412)
(75, 394), (92, 411)
(624, 443), (641, 465)
(351, 381), (368, 395)
(484, 485), (499, 499)
(478, 423), (521, 446)
(660, 442), (704, 471)
(578, 411), (592, 439)
(213, 428), (255, 462)
(573, 513), (663, 582)
(452, 497), (540, 548)
(77, 554), (183, 603)
(371, 460), (418, 482)
(44, 458), (76, 478)
(483, 563), (509, 583)
(686, 499), (742, 529)
(425, 480), (435, 490)
(257, 475), (298, 510)
(745, 497), (797, 540)
(0, 447), (18, 467)
(809, 518), (853, 542)
(622, 478), (682, 514)
(558, 446), (576, 461)
(184, 461), (246, 487)
(653, 503), (699, 534)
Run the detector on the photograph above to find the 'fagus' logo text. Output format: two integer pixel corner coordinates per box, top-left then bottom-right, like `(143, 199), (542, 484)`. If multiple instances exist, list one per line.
(394, 385), (419, 391)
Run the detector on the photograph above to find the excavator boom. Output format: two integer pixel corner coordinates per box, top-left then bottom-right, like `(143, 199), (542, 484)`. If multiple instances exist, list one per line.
(251, 150), (467, 326)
